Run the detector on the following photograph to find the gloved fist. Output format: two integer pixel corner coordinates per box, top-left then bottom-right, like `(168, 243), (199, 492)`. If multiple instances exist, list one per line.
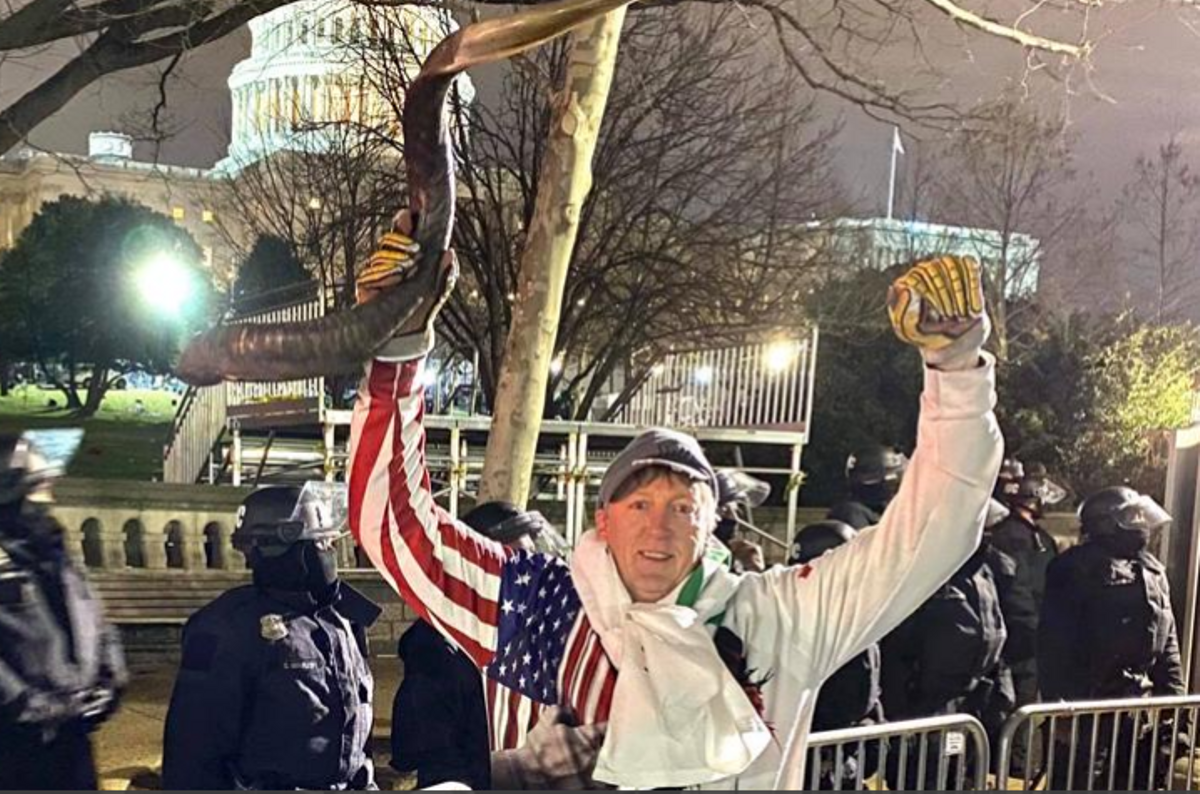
(356, 209), (459, 340)
(355, 220), (421, 305)
(491, 706), (607, 790)
(78, 686), (118, 729)
(887, 255), (990, 371)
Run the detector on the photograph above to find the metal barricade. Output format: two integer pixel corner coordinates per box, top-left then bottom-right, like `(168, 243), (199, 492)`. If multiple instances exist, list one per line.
(807, 714), (991, 791)
(997, 695), (1200, 791)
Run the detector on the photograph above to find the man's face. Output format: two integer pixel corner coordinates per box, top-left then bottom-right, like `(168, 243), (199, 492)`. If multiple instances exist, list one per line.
(595, 474), (715, 603)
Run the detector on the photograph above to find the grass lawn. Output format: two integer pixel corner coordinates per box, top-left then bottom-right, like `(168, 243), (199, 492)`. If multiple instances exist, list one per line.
(0, 384), (179, 481)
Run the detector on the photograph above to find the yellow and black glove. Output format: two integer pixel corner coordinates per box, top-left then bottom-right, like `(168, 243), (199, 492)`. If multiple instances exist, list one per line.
(355, 229), (421, 304)
(887, 255), (990, 371)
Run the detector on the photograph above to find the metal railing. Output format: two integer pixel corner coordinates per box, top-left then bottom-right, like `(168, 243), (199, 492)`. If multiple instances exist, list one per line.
(162, 384), (227, 484)
(619, 329), (818, 432)
(996, 694), (1200, 791)
(806, 714), (990, 791)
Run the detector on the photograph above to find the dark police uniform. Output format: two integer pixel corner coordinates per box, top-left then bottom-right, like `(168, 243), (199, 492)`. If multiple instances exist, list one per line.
(882, 546), (1014, 789)
(391, 619), (491, 790)
(989, 512), (1058, 701)
(1039, 538), (1184, 789)
(162, 581), (380, 790)
(1040, 540), (1183, 701)
(0, 511), (126, 790)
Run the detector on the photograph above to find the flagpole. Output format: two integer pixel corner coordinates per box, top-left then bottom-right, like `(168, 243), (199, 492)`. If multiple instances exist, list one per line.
(887, 128), (899, 221)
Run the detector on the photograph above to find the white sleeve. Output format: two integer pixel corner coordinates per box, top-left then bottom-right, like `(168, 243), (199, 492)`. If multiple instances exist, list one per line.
(735, 354), (1004, 680)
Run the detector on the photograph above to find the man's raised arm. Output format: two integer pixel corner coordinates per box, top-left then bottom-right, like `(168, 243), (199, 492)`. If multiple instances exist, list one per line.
(347, 220), (511, 667)
(742, 256), (1004, 689)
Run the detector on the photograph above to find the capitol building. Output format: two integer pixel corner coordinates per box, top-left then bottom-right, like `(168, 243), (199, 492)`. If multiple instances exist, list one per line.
(219, 0), (468, 171)
(0, 0), (464, 287)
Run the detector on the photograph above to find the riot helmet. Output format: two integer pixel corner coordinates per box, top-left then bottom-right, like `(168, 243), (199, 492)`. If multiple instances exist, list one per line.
(1078, 486), (1172, 557)
(846, 445), (907, 510)
(789, 520), (857, 566)
(461, 501), (562, 555)
(234, 482), (347, 595)
(714, 470), (771, 543)
(0, 429), (83, 506)
(995, 458), (1066, 518)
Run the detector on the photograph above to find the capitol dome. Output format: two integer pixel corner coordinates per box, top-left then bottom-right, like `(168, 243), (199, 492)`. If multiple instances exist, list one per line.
(220, 0), (470, 171)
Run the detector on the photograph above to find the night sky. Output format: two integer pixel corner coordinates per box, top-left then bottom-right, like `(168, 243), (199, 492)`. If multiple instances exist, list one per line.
(4, 2), (1199, 211)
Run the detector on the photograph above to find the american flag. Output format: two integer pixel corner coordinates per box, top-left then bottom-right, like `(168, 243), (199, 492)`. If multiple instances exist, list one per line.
(350, 356), (618, 751)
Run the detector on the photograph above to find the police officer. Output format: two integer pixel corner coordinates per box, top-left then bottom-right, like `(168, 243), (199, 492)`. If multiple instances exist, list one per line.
(162, 483), (380, 790)
(1039, 487), (1183, 788)
(989, 458), (1064, 773)
(0, 430), (126, 791)
(828, 445), (908, 529)
(715, 470), (770, 574)
(791, 520), (883, 790)
(391, 501), (545, 790)
(882, 499), (1014, 789)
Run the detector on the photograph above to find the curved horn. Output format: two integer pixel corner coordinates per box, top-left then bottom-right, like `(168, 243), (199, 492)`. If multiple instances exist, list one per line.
(176, 0), (633, 386)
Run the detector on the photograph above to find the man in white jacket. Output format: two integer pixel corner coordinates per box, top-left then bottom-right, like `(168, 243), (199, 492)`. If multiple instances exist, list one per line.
(351, 230), (1003, 789)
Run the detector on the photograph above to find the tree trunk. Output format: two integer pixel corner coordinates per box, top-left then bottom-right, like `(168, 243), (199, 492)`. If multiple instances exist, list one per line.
(478, 8), (628, 507)
(77, 363), (110, 418)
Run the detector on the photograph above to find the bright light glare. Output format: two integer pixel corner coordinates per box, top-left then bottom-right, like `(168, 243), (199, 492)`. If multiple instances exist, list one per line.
(694, 365), (714, 386)
(765, 340), (799, 373)
(419, 367), (439, 388)
(549, 356), (564, 376)
(135, 256), (195, 316)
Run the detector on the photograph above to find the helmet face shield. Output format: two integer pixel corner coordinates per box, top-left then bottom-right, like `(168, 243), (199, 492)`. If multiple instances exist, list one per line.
(531, 521), (571, 557)
(0, 429), (83, 505)
(234, 481), (348, 555)
(1111, 495), (1172, 533)
(716, 470), (771, 510)
(22, 429), (84, 478)
(288, 481), (348, 540)
(1028, 477), (1068, 508)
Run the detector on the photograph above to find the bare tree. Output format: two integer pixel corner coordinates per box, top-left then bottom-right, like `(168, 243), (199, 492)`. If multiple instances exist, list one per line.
(359, 6), (845, 413)
(924, 95), (1079, 360)
(215, 122), (403, 313)
(1119, 137), (1200, 325)
(0, 0), (1096, 159)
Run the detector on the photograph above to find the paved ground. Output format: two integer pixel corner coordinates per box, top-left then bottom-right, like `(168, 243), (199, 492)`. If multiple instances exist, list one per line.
(93, 662), (408, 790)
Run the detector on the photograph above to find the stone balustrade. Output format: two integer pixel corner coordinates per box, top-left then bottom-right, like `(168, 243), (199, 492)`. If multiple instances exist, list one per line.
(49, 478), (1084, 573)
(50, 478), (368, 573)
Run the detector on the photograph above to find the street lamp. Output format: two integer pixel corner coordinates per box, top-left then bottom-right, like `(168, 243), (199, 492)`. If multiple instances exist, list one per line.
(765, 340), (799, 374)
(134, 254), (197, 317)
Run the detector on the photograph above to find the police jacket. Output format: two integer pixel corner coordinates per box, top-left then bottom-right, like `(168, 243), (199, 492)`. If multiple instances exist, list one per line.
(162, 581), (381, 790)
(1039, 540), (1184, 701)
(391, 619), (490, 790)
(881, 547), (1011, 720)
(989, 515), (1058, 602)
(0, 511), (126, 740)
(813, 644), (883, 732)
(984, 540), (1039, 667)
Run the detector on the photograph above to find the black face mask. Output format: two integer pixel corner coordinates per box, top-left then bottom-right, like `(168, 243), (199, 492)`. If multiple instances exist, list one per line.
(715, 517), (737, 544)
(852, 481), (897, 513)
(253, 541), (339, 597)
(1094, 528), (1150, 558)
